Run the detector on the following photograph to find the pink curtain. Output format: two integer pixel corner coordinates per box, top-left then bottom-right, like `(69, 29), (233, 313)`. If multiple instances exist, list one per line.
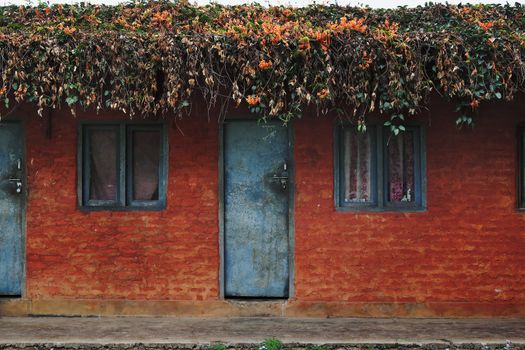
(344, 129), (371, 202)
(388, 131), (414, 202)
(132, 130), (160, 200)
(89, 129), (117, 200)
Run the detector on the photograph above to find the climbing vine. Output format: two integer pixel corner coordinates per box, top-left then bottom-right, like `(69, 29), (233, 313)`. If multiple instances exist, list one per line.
(0, 0), (524, 130)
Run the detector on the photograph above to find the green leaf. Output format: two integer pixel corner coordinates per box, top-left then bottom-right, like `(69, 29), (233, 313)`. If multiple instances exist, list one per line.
(210, 343), (227, 350)
(66, 95), (78, 106)
(261, 338), (282, 350)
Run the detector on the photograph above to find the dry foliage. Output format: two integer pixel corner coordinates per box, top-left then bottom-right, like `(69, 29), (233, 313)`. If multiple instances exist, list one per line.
(0, 1), (524, 130)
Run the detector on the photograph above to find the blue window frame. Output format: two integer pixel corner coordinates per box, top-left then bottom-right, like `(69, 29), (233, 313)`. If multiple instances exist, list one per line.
(78, 123), (168, 210)
(518, 127), (525, 209)
(334, 124), (426, 211)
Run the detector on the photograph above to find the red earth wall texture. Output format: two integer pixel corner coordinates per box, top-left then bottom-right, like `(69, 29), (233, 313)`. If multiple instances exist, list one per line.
(20, 98), (525, 304)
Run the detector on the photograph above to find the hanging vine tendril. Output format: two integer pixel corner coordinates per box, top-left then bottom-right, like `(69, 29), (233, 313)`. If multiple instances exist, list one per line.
(0, 1), (524, 131)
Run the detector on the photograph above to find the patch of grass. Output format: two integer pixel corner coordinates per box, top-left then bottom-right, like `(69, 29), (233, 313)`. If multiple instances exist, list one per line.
(308, 345), (328, 350)
(308, 346), (329, 350)
(260, 338), (283, 350)
(210, 343), (227, 350)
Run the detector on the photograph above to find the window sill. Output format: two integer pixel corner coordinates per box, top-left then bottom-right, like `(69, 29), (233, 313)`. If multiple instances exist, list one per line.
(335, 206), (427, 213)
(78, 205), (166, 212)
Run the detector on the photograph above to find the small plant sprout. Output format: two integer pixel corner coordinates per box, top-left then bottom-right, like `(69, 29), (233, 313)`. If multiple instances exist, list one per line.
(210, 343), (227, 350)
(260, 338), (283, 350)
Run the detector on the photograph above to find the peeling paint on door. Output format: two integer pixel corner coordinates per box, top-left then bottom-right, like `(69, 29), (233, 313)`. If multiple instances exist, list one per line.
(0, 122), (23, 296)
(224, 121), (290, 298)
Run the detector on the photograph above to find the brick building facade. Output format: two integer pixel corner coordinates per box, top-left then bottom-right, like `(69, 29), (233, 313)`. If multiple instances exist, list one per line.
(0, 96), (524, 317)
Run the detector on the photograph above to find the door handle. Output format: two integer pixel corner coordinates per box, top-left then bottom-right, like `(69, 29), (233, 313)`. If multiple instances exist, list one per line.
(8, 178), (22, 193)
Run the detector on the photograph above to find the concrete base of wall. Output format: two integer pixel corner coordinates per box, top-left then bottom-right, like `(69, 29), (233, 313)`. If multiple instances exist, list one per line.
(1, 316), (525, 345)
(1, 299), (525, 318)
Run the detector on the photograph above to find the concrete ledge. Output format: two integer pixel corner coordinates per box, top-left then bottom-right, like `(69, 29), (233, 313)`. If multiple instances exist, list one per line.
(1, 345), (524, 350)
(0, 317), (524, 345)
(1, 299), (525, 318)
(286, 301), (525, 318)
(0, 299), (30, 317)
(29, 299), (284, 317)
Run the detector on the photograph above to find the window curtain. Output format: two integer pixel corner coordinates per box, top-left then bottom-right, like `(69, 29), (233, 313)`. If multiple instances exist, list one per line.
(89, 129), (117, 201)
(388, 132), (415, 202)
(132, 130), (160, 201)
(343, 129), (371, 202)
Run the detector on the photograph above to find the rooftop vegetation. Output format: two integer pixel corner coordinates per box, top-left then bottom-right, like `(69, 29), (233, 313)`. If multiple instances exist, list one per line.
(1, 0), (524, 131)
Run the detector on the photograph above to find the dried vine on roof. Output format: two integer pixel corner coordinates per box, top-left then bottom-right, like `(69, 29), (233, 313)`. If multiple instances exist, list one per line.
(1, 0), (525, 131)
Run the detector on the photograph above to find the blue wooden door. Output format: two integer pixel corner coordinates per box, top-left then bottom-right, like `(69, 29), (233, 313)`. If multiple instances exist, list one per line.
(0, 122), (24, 295)
(224, 121), (290, 298)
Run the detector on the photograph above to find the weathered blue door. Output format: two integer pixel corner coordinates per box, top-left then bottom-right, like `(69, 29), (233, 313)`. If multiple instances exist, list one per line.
(0, 122), (24, 295)
(224, 121), (290, 298)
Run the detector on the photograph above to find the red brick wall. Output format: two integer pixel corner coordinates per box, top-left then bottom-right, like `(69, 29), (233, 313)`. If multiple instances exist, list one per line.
(294, 98), (525, 303)
(20, 97), (525, 305)
(25, 108), (219, 300)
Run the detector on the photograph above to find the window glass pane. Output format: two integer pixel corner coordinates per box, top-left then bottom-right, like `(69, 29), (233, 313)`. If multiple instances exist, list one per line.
(522, 132), (525, 206)
(387, 130), (415, 203)
(343, 129), (372, 203)
(132, 130), (161, 201)
(89, 128), (117, 201)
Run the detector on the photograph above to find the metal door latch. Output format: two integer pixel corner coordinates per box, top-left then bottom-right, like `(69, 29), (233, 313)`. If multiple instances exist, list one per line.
(272, 161), (289, 190)
(9, 178), (22, 193)
(272, 175), (288, 190)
